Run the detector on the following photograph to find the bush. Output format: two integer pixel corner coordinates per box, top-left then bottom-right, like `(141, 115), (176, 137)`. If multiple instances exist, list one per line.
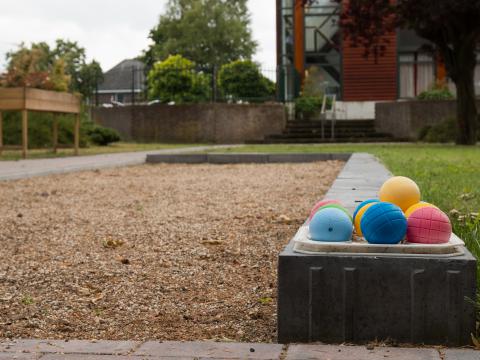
(422, 118), (457, 142)
(86, 124), (121, 146)
(218, 60), (275, 102)
(147, 55), (210, 103)
(294, 96), (323, 120)
(417, 83), (454, 100)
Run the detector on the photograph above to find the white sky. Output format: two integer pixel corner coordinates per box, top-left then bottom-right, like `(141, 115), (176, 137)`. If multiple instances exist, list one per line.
(0, 0), (276, 72)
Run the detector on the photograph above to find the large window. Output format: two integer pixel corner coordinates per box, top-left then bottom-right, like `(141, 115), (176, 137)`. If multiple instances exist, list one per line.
(304, 0), (341, 97)
(398, 53), (435, 98)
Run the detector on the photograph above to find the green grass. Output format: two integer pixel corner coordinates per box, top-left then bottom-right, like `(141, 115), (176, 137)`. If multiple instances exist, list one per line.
(0, 142), (205, 161)
(211, 143), (480, 280)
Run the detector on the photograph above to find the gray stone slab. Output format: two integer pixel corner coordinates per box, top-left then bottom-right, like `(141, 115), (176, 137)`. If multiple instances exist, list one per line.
(41, 355), (194, 360)
(134, 341), (283, 359)
(286, 345), (441, 360)
(0, 340), (138, 355)
(146, 154), (208, 164)
(0, 353), (40, 359)
(268, 153), (351, 163)
(444, 349), (480, 359)
(207, 154), (269, 164)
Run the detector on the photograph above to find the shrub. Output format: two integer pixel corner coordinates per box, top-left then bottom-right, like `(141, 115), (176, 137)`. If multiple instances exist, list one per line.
(417, 83), (454, 100)
(294, 96), (323, 120)
(418, 117), (458, 143)
(218, 60), (275, 102)
(147, 55), (210, 103)
(86, 124), (121, 146)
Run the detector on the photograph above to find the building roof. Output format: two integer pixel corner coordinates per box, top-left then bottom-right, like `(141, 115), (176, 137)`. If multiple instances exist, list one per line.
(98, 59), (146, 93)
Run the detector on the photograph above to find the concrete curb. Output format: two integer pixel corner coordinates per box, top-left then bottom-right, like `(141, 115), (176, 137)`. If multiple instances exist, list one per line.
(146, 153), (352, 164)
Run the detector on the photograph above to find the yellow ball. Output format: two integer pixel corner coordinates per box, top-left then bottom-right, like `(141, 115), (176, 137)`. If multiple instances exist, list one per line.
(379, 176), (421, 212)
(354, 202), (375, 237)
(404, 202), (437, 218)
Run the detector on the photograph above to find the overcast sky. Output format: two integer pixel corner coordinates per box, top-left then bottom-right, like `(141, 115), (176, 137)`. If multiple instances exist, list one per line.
(0, 0), (276, 72)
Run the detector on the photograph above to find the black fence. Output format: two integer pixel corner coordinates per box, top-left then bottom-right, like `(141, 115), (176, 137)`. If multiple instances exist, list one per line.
(92, 64), (303, 106)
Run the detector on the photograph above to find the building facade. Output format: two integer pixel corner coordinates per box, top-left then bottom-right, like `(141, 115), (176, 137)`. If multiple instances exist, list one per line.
(97, 59), (146, 105)
(277, 0), (480, 107)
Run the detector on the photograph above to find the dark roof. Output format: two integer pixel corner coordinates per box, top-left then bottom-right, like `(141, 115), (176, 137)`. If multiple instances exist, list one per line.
(98, 59), (146, 92)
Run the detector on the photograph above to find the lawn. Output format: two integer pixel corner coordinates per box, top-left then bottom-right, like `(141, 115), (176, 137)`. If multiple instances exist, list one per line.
(210, 143), (480, 280)
(0, 142), (204, 161)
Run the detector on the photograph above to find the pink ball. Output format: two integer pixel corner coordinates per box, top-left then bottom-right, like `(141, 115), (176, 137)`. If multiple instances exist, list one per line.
(308, 199), (341, 221)
(407, 207), (452, 244)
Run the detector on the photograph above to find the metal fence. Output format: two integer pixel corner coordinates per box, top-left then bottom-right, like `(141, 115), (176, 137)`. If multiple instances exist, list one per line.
(92, 64), (301, 106)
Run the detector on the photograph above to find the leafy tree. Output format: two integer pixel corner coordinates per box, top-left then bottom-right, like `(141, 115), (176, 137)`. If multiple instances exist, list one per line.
(144, 0), (257, 68)
(320, 0), (480, 144)
(147, 54), (210, 103)
(218, 60), (275, 101)
(2, 40), (102, 99)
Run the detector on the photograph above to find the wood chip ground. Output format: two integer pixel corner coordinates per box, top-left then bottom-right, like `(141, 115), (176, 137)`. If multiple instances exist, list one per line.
(0, 161), (343, 342)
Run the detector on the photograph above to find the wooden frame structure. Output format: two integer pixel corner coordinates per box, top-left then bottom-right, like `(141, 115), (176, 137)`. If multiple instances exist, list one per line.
(0, 87), (81, 158)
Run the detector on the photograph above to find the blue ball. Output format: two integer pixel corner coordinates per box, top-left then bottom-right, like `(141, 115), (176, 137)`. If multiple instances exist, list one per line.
(309, 207), (353, 242)
(353, 199), (380, 221)
(360, 202), (407, 244)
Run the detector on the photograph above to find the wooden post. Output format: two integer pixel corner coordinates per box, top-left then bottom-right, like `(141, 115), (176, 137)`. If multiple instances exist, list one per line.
(22, 110), (28, 159)
(52, 114), (58, 153)
(0, 111), (3, 156)
(74, 114), (80, 156)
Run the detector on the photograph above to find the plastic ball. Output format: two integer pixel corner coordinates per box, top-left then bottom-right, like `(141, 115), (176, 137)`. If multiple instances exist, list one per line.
(353, 199), (380, 223)
(407, 207), (452, 244)
(379, 176), (421, 212)
(404, 202), (437, 218)
(308, 199), (341, 221)
(354, 202), (376, 237)
(316, 203), (352, 221)
(309, 207), (353, 242)
(361, 202), (407, 244)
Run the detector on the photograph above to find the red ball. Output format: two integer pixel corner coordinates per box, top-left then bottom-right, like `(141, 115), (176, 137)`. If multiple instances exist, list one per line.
(308, 199), (341, 221)
(407, 207), (452, 244)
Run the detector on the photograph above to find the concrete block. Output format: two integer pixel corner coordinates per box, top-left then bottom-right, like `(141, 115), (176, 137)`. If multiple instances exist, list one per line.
(278, 238), (476, 345)
(0, 340), (138, 355)
(444, 349), (480, 360)
(207, 154), (269, 164)
(286, 344), (441, 360)
(146, 154), (208, 164)
(134, 341), (283, 359)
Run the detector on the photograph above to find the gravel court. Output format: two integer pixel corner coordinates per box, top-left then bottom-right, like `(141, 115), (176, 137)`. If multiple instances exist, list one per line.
(0, 161), (343, 342)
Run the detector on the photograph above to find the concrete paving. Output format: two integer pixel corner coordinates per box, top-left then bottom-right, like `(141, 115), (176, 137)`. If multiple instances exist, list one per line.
(0, 339), (478, 359)
(0, 145), (238, 181)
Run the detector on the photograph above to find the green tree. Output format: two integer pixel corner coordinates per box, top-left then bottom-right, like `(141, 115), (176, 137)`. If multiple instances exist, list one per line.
(144, 0), (257, 68)
(218, 60), (275, 101)
(2, 40), (102, 99)
(147, 54), (210, 103)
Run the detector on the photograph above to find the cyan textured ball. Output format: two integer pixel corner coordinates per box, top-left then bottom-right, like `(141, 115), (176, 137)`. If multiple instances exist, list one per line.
(360, 202), (407, 244)
(309, 207), (353, 242)
(353, 199), (380, 221)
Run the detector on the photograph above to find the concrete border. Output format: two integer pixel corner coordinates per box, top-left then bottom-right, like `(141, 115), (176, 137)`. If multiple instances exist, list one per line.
(146, 153), (352, 164)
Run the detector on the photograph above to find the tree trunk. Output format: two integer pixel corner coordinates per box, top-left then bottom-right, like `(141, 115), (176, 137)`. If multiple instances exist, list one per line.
(452, 43), (478, 145)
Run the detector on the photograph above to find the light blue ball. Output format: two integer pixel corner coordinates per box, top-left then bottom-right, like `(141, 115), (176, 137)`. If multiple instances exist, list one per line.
(309, 207), (353, 242)
(360, 202), (407, 244)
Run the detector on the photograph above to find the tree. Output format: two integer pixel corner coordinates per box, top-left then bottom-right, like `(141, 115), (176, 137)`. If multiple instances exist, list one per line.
(2, 40), (103, 99)
(326, 0), (480, 145)
(143, 0), (257, 68)
(147, 54), (210, 103)
(218, 60), (275, 101)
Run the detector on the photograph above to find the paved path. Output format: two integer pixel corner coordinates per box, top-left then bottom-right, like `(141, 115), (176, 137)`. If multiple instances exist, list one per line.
(0, 145), (237, 181)
(0, 339), (477, 359)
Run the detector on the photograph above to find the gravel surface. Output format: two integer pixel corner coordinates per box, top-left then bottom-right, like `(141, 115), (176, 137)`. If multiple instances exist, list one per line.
(0, 161), (343, 342)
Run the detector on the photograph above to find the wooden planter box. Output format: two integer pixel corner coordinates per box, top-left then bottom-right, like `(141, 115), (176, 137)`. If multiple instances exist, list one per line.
(0, 87), (82, 158)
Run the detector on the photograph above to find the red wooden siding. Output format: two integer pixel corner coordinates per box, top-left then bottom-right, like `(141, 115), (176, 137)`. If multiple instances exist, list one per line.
(342, 33), (398, 101)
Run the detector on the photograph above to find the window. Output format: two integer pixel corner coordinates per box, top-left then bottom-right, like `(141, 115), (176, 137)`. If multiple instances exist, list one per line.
(399, 53), (435, 98)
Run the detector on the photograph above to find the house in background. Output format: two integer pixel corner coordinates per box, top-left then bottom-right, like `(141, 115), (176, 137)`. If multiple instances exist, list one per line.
(277, 0), (480, 118)
(97, 59), (146, 105)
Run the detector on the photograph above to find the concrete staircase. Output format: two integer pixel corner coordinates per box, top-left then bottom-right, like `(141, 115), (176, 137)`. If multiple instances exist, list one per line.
(262, 119), (395, 144)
